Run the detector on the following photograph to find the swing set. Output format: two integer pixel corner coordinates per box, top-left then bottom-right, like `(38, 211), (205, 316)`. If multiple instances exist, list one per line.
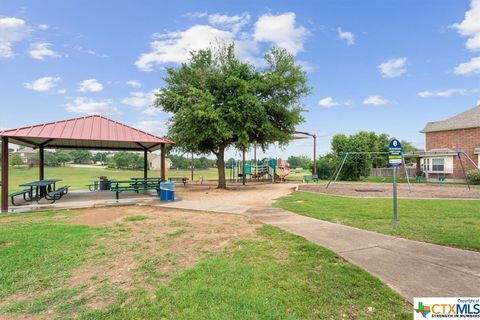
(325, 150), (479, 190)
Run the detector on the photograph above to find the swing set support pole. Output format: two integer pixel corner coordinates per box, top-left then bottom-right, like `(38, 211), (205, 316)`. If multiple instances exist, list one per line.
(458, 151), (479, 170)
(401, 152), (411, 193)
(457, 152), (471, 190)
(326, 152), (349, 189)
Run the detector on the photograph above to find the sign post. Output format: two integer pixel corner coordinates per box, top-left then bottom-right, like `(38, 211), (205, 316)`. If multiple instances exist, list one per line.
(388, 139), (403, 228)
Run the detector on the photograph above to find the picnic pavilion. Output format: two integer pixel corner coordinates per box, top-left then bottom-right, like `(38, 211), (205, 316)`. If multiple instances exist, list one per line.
(0, 115), (174, 213)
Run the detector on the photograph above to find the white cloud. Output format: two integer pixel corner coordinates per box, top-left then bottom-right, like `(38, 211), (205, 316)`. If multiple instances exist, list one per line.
(29, 42), (59, 60)
(142, 106), (163, 116)
(208, 13), (250, 33)
(77, 79), (104, 92)
(65, 97), (120, 115)
(0, 17), (30, 58)
(24, 76), (60, 92)
(134, 120), (166, 135)
(318, 97), (352, 108)
(135, 25), (235, 71)
(337, 27), (355, 45)
(136, 11), (310, 71)
(453, 56), (480, 75)
(0, 42), (13, 58)
(253, 12), (308, 55)
(126, 80), (142, 88)
(37, 24), (49, 31)
(122, 90), (157, 108)
(185, 12), (208, 19)
(362, 95), (390, 106)
(418, 88), (480, 97)
(451, 0), (480, 51)
(378, 57), (407, 78)
(71, 45), (109, 58)
(57, 89), (67, 94)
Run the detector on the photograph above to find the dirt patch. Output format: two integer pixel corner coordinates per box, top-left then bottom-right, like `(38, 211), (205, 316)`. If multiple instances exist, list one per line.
(64, 206), (261, 309)
(0, 241), (15, 247)
(299, 182), (480, 199)
(175, 181), (296, 207)
(68, 206), (147, 226)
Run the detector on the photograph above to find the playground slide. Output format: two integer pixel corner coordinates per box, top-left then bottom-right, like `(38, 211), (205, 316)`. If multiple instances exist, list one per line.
(248, 158), (290, 182)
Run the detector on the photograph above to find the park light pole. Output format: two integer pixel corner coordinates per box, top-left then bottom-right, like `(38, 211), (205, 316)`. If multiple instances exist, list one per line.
(293, 131), (317, 174)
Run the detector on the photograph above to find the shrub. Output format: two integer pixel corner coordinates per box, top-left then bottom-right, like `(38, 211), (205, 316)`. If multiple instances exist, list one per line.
(466, 170), (480, 185)
(312, 153), (339, 179)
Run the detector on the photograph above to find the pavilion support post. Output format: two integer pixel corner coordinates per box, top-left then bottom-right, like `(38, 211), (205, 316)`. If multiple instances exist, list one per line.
(160, 144), (166, 181)
(1, 137), (8, 213)
(39, 145), (45, 181)
(144, 149), (148, 179)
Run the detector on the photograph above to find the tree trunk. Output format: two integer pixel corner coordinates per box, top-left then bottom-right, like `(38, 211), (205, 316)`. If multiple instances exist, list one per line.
(217, 145), (227, 189)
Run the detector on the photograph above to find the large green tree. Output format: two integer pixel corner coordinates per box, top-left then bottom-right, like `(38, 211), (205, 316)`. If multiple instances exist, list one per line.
(156, 45), (310, 188)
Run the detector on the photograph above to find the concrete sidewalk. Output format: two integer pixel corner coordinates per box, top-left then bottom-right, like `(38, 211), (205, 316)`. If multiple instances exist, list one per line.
(248, 208), (480, 303)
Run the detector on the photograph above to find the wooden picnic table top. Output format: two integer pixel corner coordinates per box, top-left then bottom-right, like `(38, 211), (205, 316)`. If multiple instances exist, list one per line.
(19, 179), (62, 187)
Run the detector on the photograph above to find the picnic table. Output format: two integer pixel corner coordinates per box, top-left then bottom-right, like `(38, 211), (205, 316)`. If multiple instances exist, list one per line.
(110, 178), (162, 200)
(19, 179), (62, 200)
(11, 179), (70, 204)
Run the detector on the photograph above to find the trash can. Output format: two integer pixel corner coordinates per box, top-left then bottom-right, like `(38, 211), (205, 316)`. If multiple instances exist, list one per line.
(160, 182), (175, 202)
(99, 176), (111, 190)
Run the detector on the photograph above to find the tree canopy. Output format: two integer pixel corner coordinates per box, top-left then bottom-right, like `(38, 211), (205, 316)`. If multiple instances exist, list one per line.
(156, 44), (310, 188)
(287, 155), (312, 169)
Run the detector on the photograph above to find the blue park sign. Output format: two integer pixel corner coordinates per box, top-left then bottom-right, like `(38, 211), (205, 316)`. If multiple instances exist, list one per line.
(388, 139), (403, 167)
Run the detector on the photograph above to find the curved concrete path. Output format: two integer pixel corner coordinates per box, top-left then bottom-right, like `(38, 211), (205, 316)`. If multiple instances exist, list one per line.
(248, 208), (480, 303)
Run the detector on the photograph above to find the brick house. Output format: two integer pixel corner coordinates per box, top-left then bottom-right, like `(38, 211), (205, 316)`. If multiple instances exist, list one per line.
(420, 104), (480, 181)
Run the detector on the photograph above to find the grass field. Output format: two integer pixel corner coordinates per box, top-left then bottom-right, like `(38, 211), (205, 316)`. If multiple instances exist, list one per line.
(5, 166), (310, 192)
(5, 166), (218, 192)
(274, 192), (480, 251)
(0, 210), (410, 319)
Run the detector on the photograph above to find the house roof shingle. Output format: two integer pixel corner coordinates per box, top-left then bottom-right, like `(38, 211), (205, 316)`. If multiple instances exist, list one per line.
(422, 104), (480, 133)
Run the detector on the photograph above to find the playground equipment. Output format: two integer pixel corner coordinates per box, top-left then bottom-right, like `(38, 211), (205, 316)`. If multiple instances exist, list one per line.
(229, 157), (290, 183)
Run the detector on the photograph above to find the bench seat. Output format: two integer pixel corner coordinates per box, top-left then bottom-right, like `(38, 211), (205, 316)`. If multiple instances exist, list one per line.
(168, 177), (188, 187)
(111, 184), (160, 200)
(9, 189), (31, 205)
(303, 175), (320, 183)
(45, 185), (70, 203)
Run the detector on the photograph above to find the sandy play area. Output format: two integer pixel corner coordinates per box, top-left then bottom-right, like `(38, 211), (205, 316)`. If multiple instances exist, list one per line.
(299, 182), (480, 199)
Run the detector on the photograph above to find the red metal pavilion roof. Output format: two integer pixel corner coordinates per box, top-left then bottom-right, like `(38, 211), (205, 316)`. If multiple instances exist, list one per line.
(0, 115), (173, 151)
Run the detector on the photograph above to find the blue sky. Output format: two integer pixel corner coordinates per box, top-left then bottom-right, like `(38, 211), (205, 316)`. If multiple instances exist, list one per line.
(0, 0), (479, 159)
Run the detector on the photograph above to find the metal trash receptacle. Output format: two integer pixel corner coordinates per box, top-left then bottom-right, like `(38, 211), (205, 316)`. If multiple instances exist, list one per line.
(99, 176), (111, 190)
(160, 182), (175, 202)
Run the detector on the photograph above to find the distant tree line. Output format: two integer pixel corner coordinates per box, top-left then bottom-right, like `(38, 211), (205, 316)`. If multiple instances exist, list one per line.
(168, 154), (216, 170)
(28, 150), (110, 167)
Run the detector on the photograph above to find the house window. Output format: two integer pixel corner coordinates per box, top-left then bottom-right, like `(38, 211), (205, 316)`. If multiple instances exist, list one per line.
(431, 158), (445, 172)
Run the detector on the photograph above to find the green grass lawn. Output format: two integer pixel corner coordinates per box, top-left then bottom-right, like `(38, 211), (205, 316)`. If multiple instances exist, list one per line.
(5, 165), (308, 193)
(274, 192), (480, 251)
(5, 166), (220, 192)
(0, 212), (410, 319)
(285, 169), (311, 181)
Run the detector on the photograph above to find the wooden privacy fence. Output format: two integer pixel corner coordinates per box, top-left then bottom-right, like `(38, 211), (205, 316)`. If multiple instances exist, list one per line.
(370, 167), (417, 177)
